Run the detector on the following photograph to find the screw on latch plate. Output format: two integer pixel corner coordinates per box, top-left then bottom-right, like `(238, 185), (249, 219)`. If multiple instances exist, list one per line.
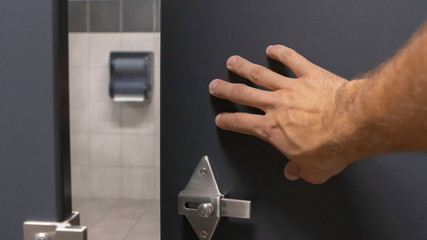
(200, 167), (207, 175)
(178, 156), (251, 240)
(200, 229), (209, 239)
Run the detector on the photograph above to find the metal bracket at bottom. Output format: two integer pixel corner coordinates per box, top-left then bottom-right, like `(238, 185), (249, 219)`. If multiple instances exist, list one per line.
(178, 156), (251, 240)
(24, 211), (87, 240)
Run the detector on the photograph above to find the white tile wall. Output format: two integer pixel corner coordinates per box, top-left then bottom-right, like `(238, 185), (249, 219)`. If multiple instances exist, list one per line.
(123, 168), (155, 199)
(121, 102), (155, 134)
(69, 67), (89, 103)
(89, 67), (111, 101)
(71, 166), (91, 197)
(89, 34), (121, 67)
(70, 100), (90, 133)
(70, 133), (90, 166)
(122, 134), (154, 167)
(91, 134), (122, 166)
(69, 33), (160, 200)
(69, 34), (89, 67)
(91, 166), (122, 198)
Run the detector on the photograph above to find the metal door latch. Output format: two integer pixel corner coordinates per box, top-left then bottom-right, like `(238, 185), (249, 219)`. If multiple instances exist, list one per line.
(178, 156), (251, 240)
(23, 211), (87, 240)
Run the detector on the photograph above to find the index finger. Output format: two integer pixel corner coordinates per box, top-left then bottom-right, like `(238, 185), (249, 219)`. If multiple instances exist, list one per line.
(226, 55), (290, 90)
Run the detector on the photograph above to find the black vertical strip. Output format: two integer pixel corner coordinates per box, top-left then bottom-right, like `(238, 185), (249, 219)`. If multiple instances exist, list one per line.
(53, 0), (72, 220)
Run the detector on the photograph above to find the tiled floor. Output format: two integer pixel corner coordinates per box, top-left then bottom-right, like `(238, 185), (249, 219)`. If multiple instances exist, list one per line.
(73, 197), (160, 240)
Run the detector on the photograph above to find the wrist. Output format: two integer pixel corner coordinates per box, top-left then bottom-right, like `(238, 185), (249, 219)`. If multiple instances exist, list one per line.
(332, 78), (383, 162)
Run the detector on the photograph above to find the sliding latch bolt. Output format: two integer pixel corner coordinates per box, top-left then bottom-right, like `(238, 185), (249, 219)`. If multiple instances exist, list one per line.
(197, 203), (214, 218)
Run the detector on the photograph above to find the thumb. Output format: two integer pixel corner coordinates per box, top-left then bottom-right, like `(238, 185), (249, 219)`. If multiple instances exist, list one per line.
(284, 161), (300, 181)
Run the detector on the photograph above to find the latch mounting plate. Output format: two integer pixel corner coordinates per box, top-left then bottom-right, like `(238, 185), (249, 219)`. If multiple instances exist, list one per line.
(178, 156), (251, 240)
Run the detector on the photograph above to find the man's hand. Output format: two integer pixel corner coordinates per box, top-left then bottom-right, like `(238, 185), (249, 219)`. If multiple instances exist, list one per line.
(209, 45), (359, 184)
(210, 23), (427, 184)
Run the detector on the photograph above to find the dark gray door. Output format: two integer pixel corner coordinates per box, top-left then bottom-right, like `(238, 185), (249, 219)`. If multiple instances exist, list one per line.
(0, 0), (71, 238)
(161, 1), (427, 239)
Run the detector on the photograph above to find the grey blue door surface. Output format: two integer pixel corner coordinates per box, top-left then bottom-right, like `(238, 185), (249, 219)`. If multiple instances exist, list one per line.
(0, 0), (71, 238)
(161, 1), (427, 239)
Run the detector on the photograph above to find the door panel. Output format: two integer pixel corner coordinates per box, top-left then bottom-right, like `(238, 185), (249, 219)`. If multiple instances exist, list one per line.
(0, 0), (70, 238)
(161, 1), (427, 239)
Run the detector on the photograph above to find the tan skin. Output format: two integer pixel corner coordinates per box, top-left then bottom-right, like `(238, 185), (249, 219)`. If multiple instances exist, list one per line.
(209, 23), (427, 184)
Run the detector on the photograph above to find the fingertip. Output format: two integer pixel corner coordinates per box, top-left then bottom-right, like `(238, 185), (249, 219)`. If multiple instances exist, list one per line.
(284, 162), (300, 181)
(226, 56), (238, 68)
(266, 45), (274, 54)
(209, 79), (218, 94)
(215, 113), (222, 125)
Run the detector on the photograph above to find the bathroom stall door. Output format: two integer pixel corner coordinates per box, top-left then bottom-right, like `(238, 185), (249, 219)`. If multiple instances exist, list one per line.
(161, 1), (427, 240)
(0, 0), (74, 239)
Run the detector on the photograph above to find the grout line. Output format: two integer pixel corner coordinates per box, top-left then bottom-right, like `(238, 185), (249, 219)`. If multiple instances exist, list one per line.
(119, 33), (124, 200)
(86, 32), (93, 198)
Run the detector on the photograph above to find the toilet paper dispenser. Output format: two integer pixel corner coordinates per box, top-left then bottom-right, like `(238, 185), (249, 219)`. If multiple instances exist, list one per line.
(109, 52), (153, 102)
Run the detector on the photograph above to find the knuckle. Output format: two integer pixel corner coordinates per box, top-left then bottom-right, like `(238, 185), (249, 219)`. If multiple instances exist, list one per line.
(231, 84), (245, 102)
(266, 92), (280, 109)
(250, 66), (263, 82)
(255, 118), (275, 141)
(225, 114), (241, 129)
(257, 126), (272, 141)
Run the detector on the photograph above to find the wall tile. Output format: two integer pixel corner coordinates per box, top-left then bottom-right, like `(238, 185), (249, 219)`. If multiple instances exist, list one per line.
(70, 100), (90, 133)
(69, 1), (88, 32)
(69, 67), (89, 103)
(90, 101), (122, 133)
(91, 166), (122, 198)
(89, 33), (121, 67)
(72, 166), (91, 197)
(89, 1), (120, 32)
(121, 102), (154, 134)
(71, 133), (90, 166)
(91, 133), (121, 166)
(89, 67), (111, 101)
(123, 168), (155, 199)
(69, 33), (89, 67)
(121, 33), (155, 51)
(122, 0), (154, 32)
(122, 134), (154, 167)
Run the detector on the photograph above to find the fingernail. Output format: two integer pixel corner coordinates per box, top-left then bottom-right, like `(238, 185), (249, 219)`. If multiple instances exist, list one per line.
(209, 80), (218, 94)
(266, 45), (274, 53)
(284, 172), (300, 181)
(215, 114), (222, 124)
(227, 56), (237, 67)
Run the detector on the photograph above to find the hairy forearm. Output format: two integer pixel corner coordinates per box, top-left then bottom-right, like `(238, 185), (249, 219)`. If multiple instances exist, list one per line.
(344, 22), (427, 158)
